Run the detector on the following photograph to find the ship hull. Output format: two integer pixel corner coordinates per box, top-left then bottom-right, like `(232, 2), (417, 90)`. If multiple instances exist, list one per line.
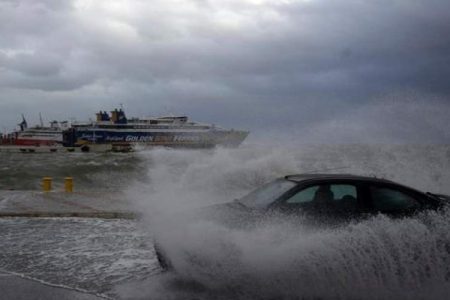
(64, 129), (248, 149)
(14, 138), (60, 146)
(1, 135), (61, 147)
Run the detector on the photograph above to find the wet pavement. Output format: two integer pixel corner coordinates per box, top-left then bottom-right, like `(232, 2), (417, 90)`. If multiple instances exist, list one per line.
(0, 218), (159, 298)
(0, 271), (104, 300)
(0, 191), (157, 298)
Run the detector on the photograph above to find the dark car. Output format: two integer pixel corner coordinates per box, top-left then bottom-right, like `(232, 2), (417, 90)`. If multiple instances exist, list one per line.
(155, 174), (450, 270)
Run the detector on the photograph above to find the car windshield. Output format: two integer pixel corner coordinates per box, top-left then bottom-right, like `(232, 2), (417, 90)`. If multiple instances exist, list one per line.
(238, 178), (297, 209)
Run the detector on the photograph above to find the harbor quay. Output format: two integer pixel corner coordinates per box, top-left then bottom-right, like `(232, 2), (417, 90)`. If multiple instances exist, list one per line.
(0, 189), (136, 219)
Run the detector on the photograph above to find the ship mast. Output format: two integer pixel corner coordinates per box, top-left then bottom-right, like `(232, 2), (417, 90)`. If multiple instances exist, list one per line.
(39, 113), (44, 127)
(19, 114), (27, 131)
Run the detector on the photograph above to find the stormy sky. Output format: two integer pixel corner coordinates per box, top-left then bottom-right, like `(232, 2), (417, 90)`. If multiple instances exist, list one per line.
(1, 0), (449, 143)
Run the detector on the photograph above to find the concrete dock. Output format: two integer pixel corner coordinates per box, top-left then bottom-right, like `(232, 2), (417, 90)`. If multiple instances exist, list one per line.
(0, 190), (136, 219)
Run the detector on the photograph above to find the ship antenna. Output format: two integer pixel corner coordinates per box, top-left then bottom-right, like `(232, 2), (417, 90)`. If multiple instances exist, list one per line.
(39, 112), (44, 127)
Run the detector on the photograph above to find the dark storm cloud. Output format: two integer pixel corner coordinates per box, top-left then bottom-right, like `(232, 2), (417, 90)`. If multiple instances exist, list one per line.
(0, 0), (449, 142)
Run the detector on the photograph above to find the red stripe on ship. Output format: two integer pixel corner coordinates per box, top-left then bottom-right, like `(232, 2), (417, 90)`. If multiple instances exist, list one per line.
(14, 139), (59, 146)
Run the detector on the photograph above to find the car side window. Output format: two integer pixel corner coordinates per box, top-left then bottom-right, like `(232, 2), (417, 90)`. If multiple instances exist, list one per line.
(286, 186), (319, 203)
(370, 186), (421, 212)
(286, 184), (357, 207)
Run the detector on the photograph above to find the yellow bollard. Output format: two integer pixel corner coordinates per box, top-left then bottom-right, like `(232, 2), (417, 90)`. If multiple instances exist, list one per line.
(64, 177), (73, 193)
(42, 177), (52, 192)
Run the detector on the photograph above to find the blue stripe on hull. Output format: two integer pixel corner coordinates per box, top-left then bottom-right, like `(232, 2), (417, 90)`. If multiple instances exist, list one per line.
(67, 129), (248, 148)
(76, 130), (216, 144)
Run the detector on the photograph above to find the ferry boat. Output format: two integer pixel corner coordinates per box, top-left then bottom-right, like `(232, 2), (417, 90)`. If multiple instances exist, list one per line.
(63, 109), (248, 151)
(0, 116), (67, 147)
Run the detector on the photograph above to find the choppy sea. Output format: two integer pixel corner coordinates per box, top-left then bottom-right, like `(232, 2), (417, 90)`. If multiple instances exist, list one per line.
(0, 144), (449, 299)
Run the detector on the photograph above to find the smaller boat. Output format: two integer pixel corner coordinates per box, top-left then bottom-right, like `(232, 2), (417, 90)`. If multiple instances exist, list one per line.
(0, 115), (67, 147)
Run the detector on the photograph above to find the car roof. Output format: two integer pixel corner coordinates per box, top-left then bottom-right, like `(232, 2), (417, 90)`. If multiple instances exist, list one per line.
(285, 174), (428, 195)
(284, 173), (398, 184)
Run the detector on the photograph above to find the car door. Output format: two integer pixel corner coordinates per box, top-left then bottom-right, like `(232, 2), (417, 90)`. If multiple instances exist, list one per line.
(365, 183), (425, 217)
(271, 180), (366, 224)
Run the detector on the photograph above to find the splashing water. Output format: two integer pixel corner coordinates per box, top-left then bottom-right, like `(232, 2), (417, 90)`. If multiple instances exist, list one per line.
(124, 144), (450, 300)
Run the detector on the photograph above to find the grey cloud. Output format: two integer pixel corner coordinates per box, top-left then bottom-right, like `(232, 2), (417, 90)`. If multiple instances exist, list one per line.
(0, 0), (449, 142)
(4, 52), (62, 76)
